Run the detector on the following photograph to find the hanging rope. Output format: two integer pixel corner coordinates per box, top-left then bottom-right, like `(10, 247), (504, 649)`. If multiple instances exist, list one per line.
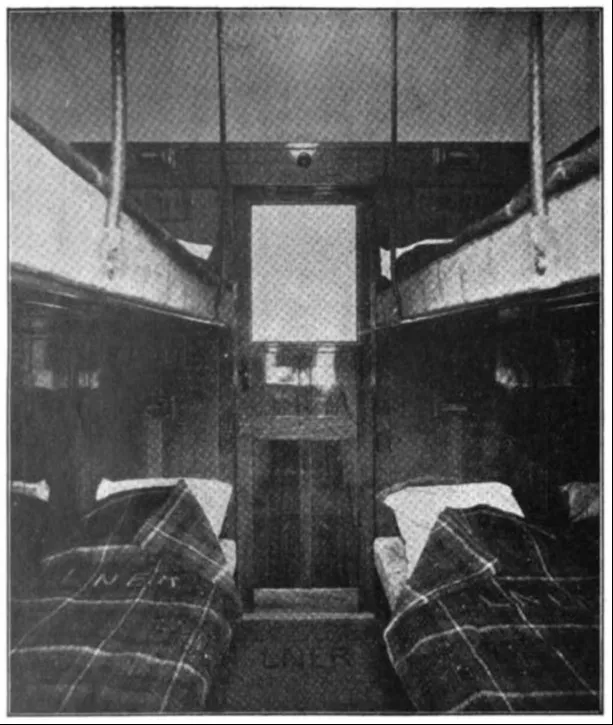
(528, 11), (555, 277)
(388, 9), (402, 319)
(106, 10), (127, 230)
(529, 11), (547, 219)
(215, 10), (232, 316)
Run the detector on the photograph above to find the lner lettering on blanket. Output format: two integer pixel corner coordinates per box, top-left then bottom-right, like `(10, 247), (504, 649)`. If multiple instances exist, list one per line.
(11, 483), (243, 713)
(95, 571), (181, 589)
(60, 566), (185, 591)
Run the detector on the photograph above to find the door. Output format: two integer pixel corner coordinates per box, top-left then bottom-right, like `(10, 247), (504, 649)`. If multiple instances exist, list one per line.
(233, 189), (375, 610)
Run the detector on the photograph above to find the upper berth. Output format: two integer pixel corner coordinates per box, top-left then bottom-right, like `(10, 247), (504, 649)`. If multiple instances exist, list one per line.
(9, 110), (233, 325)
(376, 133), (601, 325)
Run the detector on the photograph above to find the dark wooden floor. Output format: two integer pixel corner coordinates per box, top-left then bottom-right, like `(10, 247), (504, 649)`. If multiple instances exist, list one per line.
(210, 612), (413, 713)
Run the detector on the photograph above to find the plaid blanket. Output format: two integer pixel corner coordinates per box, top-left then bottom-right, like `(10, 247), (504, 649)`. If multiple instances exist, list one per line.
(10, 482), (242, 714)
(384, 506), (600, 713)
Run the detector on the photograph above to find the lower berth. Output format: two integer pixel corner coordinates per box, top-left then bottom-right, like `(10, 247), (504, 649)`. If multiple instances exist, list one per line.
(10, 482), (242, 714)
(376, 506), (600, 713)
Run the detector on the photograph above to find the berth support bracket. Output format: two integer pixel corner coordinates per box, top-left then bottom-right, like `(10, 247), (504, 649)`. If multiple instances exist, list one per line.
(529, 215), (560, 278)
(102, 226), (125, 281)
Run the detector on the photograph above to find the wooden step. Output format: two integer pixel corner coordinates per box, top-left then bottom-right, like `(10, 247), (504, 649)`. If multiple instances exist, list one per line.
(254, 587), (359, 613)
(245, 611), (375, 622)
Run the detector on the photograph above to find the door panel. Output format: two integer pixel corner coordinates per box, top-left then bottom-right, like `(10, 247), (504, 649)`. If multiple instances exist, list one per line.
(253, 440), (301, 588)
(251, 438), (359, 591)
(310, 439), (358, 588)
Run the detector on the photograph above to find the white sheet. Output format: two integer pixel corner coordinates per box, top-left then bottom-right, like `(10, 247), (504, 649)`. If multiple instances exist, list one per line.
(380, 239), (453, 279)
(381, 481), (524, 578)
(220, 539), (237, 578)
(11, 480), (50, 503)
(96, 477), (233, 538)
(374, 536), (408, 612)
(176, 240), (213, 261)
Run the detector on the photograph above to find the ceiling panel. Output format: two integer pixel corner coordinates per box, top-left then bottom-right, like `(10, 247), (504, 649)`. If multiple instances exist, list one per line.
(223, 10), (391, 142)
(397, 10), (530, 143)
(8, 9), (600, 153)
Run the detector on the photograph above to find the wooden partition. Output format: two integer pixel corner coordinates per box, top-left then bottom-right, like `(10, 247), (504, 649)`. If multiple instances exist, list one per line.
(374, 295), (600, 532)
(10, 288), (224, 526)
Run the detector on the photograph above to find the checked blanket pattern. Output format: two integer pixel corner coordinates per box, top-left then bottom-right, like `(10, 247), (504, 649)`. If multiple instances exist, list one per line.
(384, 506), (600, 713)
(10, 482), (242, 714)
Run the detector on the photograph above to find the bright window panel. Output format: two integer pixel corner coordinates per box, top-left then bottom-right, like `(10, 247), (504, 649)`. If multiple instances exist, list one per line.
(251, 205), (356, 342)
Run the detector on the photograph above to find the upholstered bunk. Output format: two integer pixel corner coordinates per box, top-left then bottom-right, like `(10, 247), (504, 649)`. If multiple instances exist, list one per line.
(372, 128), (602, 712)
(9, 110), (233, 325)
(377, 136), (601, 325)
(10, 478), (242, 713)
(374, 481), (600, 713)
(9, 111), (241, 713)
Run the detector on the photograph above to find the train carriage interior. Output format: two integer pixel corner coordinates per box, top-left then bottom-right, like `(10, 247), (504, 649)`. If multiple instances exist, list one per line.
(6, 7), (606, 716)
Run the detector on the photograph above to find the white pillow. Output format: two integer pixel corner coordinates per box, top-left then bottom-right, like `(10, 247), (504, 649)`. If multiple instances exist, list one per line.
(220, 539), (237, 578)
(176, 240), (213, 261)
(560, 482), (600, 522)
(11, 480), (50, 503)
(381, 481), (524, 578)
(96, 477), (233, 537)
(97, 478), (174, 501)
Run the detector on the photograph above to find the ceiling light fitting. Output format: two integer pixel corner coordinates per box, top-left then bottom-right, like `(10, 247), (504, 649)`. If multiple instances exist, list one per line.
(286, 143), (319, 168)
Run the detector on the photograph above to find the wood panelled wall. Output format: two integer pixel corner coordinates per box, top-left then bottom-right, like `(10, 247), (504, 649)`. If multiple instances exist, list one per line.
(374, 299), (600, 533)
(10, 291), (224, 529)
(75, 141), (529, 252)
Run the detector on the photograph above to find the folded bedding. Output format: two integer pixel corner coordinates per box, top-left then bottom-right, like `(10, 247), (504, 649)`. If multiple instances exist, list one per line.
(220, 539), (237, 579)
(95, 477), (233, 537)
(384, 505), (600, 713)
(11, 479), (50, 502)
(379, 480), (524, 580)
(10, 481), (242, 714)
(374, 537), (409, 613)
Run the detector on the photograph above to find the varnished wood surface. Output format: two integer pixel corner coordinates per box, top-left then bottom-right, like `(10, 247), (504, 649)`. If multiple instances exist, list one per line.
(244, 416), (356, 441)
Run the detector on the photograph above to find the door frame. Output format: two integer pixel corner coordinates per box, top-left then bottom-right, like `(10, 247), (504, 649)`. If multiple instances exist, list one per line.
(231, 186), (377, 611)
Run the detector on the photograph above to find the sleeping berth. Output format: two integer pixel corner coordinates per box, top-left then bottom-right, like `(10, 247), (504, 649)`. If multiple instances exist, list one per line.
(374, 481), (601, 712)
(9, 109), (233, 325)
(377, 136), (601, 325)
(10, 479), (242, 713)
(9, 104), (241, 712)
(94, 477), (239, 579)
